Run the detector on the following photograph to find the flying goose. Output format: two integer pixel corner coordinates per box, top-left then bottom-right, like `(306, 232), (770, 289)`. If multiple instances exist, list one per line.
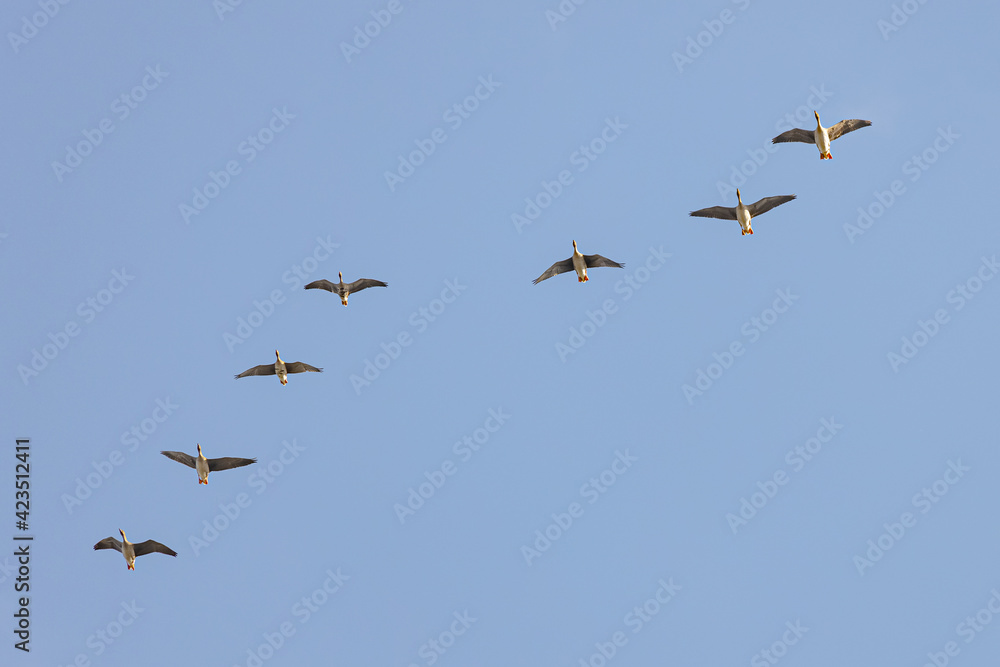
(690, 189), (796, 235)
(160, 444), (256, 484)
(94, 529), (177, 570)
(772, 111), (872, 159)
(235, 350), (322, 385)
(533, 240), (624, 284)
(305, 272), (388, 306)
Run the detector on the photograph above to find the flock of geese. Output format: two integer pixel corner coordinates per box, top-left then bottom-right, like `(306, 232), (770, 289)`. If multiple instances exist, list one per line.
(94, 110), (872, 569)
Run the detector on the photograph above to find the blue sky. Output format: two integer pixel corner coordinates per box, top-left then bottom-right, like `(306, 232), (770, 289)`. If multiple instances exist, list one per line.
(3, 1), (1000, 665)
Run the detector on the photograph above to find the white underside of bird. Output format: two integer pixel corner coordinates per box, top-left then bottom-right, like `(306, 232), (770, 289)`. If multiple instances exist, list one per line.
(813, 132), (833, 160)
(805, 110), (834, 159)
(195, 444), (210, 484)
(815, 123), (832, 159)
(571, 244), (589, 282)
(338, 272), (350, 304)
(121, 536), (137, 570)
(730, 190), (757, 235)
(272, 350), (288, 385)
(735, 195), (753, 235)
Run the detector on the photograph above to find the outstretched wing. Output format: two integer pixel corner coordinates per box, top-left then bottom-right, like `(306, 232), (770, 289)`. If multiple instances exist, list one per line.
(747, 195), (796, 218)
(771, 128), (815, 145)
(208, 456), (257, 472)
(582, 254), (625, 270)
(304, 279), (339, 293)
(132, 540), (178, 558)
(283, 362), (323, 374)
(94, 537), (123, 552)
(160, 451), (197, 469)
(532, 258), (574, 284)
(827, 119), (872, 141)
(689, 206), (738, 221)
(235, 364), (276, 379)
(347, 278), (388, 292)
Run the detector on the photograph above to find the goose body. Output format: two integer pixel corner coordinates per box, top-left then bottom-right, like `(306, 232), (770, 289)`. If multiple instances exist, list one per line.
(305, 271), (388, 306)
(690, 189), (796, 235)
(161, 444), (256, 484)
(94, 529), (177, 570)
(533, 240), (625, 284)
(235, 350), (322, 385)
(772, 111), (872, 159)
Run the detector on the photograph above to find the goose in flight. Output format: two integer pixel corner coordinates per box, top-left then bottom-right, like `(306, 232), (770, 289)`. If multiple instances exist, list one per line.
(160, 444), (256, 484)
(690, 189), (796, 235)
(305, 272), (388, 306)
(533, 240), (624, 284)
(772, 111), (872, 159)
(235, 350), (322, 385)
(94, 529), (177, 570)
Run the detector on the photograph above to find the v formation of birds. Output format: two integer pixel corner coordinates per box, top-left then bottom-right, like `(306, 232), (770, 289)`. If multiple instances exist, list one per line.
(94, 110), (871, 569)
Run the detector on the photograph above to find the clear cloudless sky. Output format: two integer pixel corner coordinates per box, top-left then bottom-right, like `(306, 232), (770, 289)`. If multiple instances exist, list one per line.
(3, 1), (1000, 666)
